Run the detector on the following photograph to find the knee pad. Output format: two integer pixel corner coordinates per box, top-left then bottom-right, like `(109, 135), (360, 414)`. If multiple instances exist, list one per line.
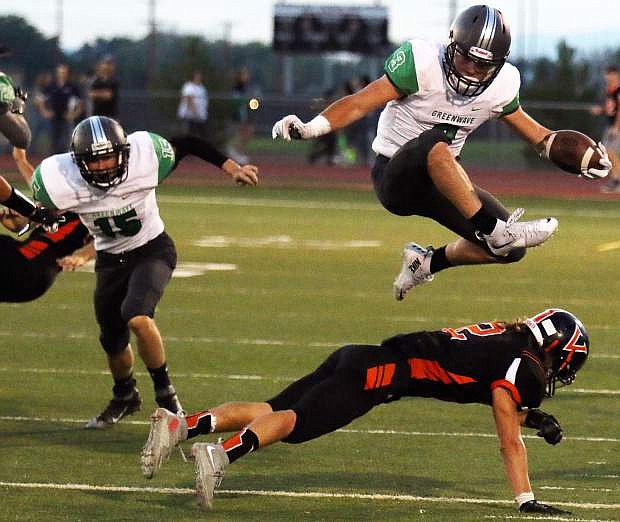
(99, 328), (130, 355)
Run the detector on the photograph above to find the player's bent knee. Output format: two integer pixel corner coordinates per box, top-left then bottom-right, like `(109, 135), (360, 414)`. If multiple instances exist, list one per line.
(127, 315), (155, 334)
(281, 410), (316, 444)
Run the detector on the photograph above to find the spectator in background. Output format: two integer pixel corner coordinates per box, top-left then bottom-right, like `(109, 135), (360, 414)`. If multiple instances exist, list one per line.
(177, 70), (208, 138)
(41, 64), (83, 154)
(592, 66), (620, 192)
(89, 56), (119, 119)
(29, 72), (52, 155)
(227, 67), (259, 163)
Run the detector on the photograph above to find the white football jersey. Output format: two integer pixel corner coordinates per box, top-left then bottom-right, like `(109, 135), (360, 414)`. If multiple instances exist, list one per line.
(32, 131), (176, 254)
(372, 39), (521, 158)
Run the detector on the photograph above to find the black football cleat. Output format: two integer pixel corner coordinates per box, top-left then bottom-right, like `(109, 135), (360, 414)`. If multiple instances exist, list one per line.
(84, 388), (142, 429)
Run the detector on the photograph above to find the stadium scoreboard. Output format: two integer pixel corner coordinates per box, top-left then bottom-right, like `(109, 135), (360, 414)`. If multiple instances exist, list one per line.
(273, 4), (389, 54)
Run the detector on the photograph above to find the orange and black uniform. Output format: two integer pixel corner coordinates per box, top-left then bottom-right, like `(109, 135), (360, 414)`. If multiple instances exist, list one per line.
(0, 212), (90, 302)
(267, 322), (546, 443)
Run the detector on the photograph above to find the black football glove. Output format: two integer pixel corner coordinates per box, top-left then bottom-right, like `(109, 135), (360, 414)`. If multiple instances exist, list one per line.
(525, 409), (563, 445)
(519, 500), (571, 515)
(28, 206), (65, 233)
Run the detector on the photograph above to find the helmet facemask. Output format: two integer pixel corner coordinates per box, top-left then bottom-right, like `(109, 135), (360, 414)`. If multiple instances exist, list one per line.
(443, 42), (505, 97)
(73, 146), (130, 190)
(525, 309), (589, 398)
(70, 116), (130, 191)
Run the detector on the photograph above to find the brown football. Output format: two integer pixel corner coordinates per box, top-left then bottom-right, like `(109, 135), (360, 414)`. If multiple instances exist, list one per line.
(542, 129), (602, 177)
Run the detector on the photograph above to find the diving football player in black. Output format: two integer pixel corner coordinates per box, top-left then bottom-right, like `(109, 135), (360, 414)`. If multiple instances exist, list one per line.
(142, 308), (588, 514)
(0, 209), (92, 302)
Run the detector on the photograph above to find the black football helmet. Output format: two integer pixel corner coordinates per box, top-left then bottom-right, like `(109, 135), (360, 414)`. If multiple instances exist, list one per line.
(443, 5), (511, 97)
(70, 116), (130, 190)
(525, 308), (589, 397)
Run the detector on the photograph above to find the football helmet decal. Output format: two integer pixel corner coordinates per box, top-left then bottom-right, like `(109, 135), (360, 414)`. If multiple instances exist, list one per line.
(443, 5), (511, 97)
(525, 308), (589, 397)
(71, 116), (130, 190)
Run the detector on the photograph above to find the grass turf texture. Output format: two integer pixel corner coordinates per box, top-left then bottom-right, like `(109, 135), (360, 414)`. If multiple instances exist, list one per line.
(1, 185), (619, 521)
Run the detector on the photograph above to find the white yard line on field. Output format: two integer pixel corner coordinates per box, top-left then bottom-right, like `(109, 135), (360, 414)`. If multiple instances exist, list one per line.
(0, 415), (617, 443)
(157, 194), (620, 220)
(1, 366), (619, 396)
(0, 366), (619, 397)
(0, 481), (618, 510)
(0, 329), (617, 360)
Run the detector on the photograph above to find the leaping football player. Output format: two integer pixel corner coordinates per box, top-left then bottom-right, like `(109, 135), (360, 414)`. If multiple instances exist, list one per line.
(142, 308), (588, 515)
(31, 115), (259, 429)
(272, 5), (611, 301)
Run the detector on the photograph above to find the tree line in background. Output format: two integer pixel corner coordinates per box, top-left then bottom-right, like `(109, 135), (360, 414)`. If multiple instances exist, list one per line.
(3, 15), (619, 97)
(1, 14), (619, 145)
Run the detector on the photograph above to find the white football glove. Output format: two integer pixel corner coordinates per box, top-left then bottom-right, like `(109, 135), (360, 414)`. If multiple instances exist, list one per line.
(584, 142), (612, 179)
(272, 114), (331, 141)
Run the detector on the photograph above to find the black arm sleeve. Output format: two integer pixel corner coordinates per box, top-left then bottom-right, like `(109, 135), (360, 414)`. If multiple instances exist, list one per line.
(168, 135), (229, 170)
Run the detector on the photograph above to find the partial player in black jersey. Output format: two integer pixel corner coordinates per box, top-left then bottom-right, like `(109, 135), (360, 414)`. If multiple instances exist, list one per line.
(0, 209), (93, 302)
(141, 308), (588, 514)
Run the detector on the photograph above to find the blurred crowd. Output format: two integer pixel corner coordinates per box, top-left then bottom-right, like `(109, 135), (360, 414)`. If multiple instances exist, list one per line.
(27, 56), (119, 155)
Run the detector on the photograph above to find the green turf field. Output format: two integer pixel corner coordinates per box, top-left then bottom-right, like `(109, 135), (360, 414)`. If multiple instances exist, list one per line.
(1, 185), (618, 521)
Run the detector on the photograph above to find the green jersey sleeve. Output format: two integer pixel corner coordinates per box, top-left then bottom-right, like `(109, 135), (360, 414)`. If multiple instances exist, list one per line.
(384, 42), (419, 96)
(31, 165), (58, 209)
(500, 94), (520, 117)
(148, 132), (176, 183)
(0, 73), (16, 111)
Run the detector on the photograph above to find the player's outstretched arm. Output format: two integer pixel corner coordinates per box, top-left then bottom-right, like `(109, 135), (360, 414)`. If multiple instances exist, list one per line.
(272, 75), (400, 141)
(168, 135), (258, 186)
(501, 106), (551, 146)
(492, 387), (532, 503)
(0, 175), (59, 230)
(503, 107), (611, 179)
(492, 388), (571, 514)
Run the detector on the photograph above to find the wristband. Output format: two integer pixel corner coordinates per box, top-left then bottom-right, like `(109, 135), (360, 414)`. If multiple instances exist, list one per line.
(306, 115), (332, 138)
(515, 491), (535, 507)
(2, 186), (36, 217)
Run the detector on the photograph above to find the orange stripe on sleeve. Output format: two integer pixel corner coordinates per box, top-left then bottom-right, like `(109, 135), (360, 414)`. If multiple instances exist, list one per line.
(491, 379), (522, 405)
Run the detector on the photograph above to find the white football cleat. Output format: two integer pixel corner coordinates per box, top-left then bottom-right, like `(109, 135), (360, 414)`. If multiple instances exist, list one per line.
(193, 443), (229, 509)
(479, 208), (558, 257)
(141, 408), (187, 478)
(393, 243), (434, 301)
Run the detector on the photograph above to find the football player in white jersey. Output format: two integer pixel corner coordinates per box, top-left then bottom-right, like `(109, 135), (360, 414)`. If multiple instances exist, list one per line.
(273, 5), (611, 301)
(31, 115), (259, 429)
